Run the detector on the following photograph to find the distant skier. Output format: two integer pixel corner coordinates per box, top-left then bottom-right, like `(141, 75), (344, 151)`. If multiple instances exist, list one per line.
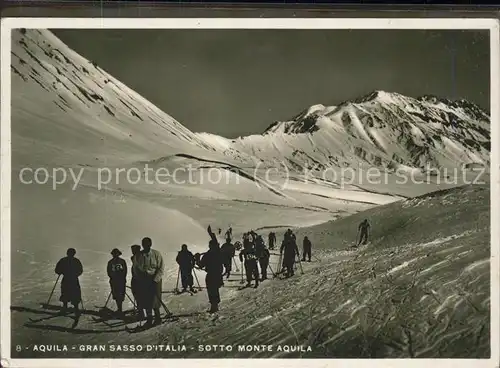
(107, 248), (127, 314)
(249, 230), (258, 244)
(220, 238), (236, 279)
(196, 225), (224, 313)
(239, 241), (260, 288)
(302, 236), (312, 262)
(130, 244), (144, 317)
(136, 237), (164, 327)
(268, 232), (276, 250)
(255, 235), (270, 280)
(243, 232), (252, 249)
(356, 219), (371, 247)
(207, 225), (221, 250)
(280, 235), (299, 277)
(284, 228), (294, 242)
(176, 244), (196, 293)
(54, 248), (83, 315)
(225, 227), (233, 242)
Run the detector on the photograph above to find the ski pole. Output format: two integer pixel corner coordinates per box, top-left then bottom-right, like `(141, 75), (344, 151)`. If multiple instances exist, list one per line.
(155, 293), (172, 317)
(240, 260), (244, 284)
(276, 252), (283, 276)
(45, 274), (61, 306)
(174, 267), (180, 293)
(192, 268), (202, 291)
(104, 291), (112, 309)
(232, 256), (240, 272)
(125, 291), (137, 309)
(267, 262), (276, 278)
(297, 256), (304, 275)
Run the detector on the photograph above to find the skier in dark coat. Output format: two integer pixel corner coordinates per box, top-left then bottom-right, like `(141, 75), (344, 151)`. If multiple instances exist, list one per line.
(302, 236), (312, 262)
(239, 241), (260, 288)
(284, 228), (296, 242)
(176, 244), (196, 293)
(55, 248), (83, 315)
(225, 227), (233, 242)
(255, 235), (270, 280)
(249, 230), (258, 244)
(196, 225), (223, 313)
(107, 248), (127, 314)
(357, 219), (371, 247)
(130, 244), (144, 317)
(268, 232), (276, 250)
(220, 238), (235, 279)
(280, 236), (299, 277)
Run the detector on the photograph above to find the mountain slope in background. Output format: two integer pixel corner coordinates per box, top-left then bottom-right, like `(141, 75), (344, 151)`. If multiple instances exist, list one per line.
(11, 28), (251, 168)
(231, 90), (490, 176)
(10, 28), (401, 212)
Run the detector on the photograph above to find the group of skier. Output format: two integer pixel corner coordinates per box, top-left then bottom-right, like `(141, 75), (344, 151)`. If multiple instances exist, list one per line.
(52, 218), (371, 327)
(54, 237), (166, 327)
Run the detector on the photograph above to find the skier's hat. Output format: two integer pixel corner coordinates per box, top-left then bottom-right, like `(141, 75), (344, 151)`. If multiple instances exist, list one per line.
(111, 248), (122, 256)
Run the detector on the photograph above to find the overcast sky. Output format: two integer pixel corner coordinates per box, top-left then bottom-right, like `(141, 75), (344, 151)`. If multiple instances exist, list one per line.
(53, 29), (490, 138)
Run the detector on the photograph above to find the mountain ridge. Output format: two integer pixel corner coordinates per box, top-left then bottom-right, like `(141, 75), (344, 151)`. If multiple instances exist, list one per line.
(11, 29), (491, 206)
(235, 89), (490, 175)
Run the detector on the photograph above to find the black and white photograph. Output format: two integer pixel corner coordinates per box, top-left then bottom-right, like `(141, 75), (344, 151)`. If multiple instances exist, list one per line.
(1, 17), (499, 364)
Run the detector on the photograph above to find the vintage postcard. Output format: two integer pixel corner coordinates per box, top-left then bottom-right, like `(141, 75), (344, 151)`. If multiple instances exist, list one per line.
(1, 17), (499, 367)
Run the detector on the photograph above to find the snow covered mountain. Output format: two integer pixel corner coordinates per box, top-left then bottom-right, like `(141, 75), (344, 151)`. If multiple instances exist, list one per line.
(11, 28), (490, 207)
(231, 90), (490, 175)
(11, 28), (243, 168)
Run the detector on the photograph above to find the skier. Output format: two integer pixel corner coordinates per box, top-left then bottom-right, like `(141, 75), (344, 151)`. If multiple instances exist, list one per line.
(280, 235), (299, 278)
(225, 226), (233, 242)
(54, 248), (83, 315)
(243, 232), (252, 249)
(136, 237), (164, 327)
(220, 237), (235, 279)
(207, 225), (221, 250)
(357, 219), (371, 247)
(268, 232), (276, 250)
(239, 241), (259, 288)
(255, 235), (270, 280)
(249, 230), (258, 244)
(196, 225), (224, 313)
(107, 248), (127, 315)
(130, 244), (144, 318)
(302, 236), (312, 262)
(175, 244), (196, 293)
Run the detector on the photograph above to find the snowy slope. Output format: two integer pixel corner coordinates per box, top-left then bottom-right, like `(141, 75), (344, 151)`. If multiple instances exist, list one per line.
(12, 184), (490, 358)
(232, 90), (490, 175)
(11, 29), (235, 168)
